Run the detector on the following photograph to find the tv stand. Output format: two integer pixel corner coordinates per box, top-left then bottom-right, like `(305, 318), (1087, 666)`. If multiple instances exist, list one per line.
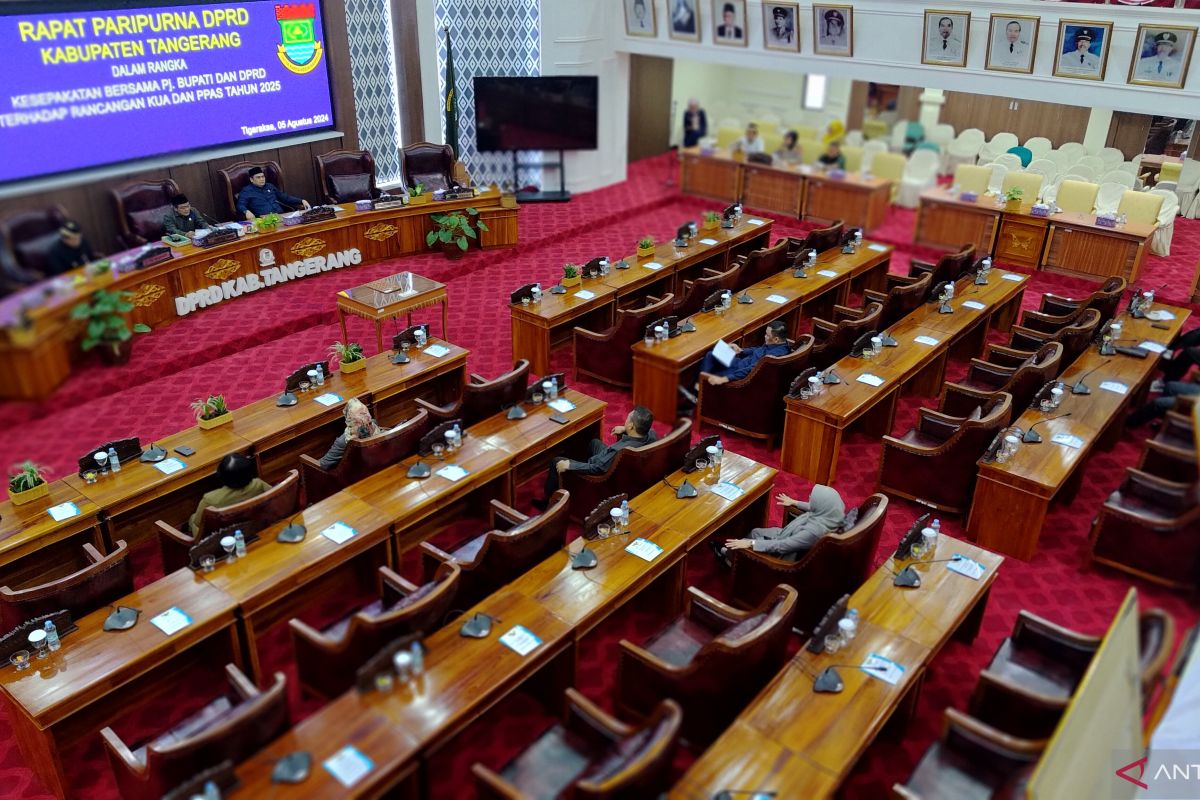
(510, 149), (570, 203)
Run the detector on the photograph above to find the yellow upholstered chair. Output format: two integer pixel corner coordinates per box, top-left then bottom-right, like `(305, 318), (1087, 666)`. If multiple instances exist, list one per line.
(863, 119), (888, 141)
(953, 164), (991, 195)
(794, 125), (819, 142)
(1056, 180), (1099, 214)
(871, 152), (907, 201)
(716, 126), (742, 150)
(842, 145), (864, 174)
(1117, 190), (1164, 226)
(1158, 161), (1182, 185)
(761, 131), (783, 156)
(798, 139), (824, 165)
(1000, 171), (1044, 202)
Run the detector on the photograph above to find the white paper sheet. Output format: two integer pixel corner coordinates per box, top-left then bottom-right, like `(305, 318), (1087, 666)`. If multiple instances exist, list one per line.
(150, 607), (192, 636)
(324, 746), (374, 788)
(712, 339), (737, 368)
(1099, 381), (1128, 395)
(816, 269), (838, 278)
(1051, 432), (1084, 449)
(548, 398), (576, 413)
(625, 537), (664, 562)
(573, 290), (595, 300)
(423, 344), (451, 358)
(314, 392), (343, 406)
(962, 300), (986, 310)
(857, 373), (884, 387)
(1139, 341), (1167, 354)
(947, 554), (986, 580)
(1001, 273), (1023, 282)
(862, 653), (906, 685)
(154, 458), (186, 475)
(47, 502), (80, 522)
(746, 218), (765, 226)
(644, 262), (663, 270)
(499, 625), (543, 656)
(913, 335), (939, 346)
(867, 243), (888, 252)
(435, 464), (469, 482)
(698, 237), (719, 246)
(710, 482), (744, 501)
(765, 294), (787, 304)
(321, 521), (358, 544)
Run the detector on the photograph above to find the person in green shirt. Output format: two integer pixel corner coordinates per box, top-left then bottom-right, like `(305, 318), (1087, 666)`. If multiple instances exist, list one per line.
(187, 453), (272, 532)
(817, 141), (846, 171)
(163, 194), (206, 238)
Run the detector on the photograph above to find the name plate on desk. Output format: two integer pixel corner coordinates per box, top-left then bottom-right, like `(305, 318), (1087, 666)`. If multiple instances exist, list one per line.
(1051, 433), (1084, 449)
(643, 262), (663, 271)
(499, 625), (543, 656)
(573, 289), (596, 300)
(324, 746), (374, 788)
(862, 653), (906, 685)
(314, 392), (344, 406)
(47, 501), (80, 521)
(746, 218), (765, 226)
(625, 537), (663, 561)
(154, 457), (186, 475)
(857, 373), (884, 387)
(816, 269), (838, 278)
(962, 300), (986, 310)
(1099, 381), (1128, 395)
(765, 294), (788, 304)
(913, 335), (939, 346)
(1001, 273), (1023, 281)
(698, 237), (718, 246)
(149, 606), (192, 636)
(321, 521), (358, 544)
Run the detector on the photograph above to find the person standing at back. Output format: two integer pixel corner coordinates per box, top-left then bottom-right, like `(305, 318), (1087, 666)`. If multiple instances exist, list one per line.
(682, 98), (708, 147)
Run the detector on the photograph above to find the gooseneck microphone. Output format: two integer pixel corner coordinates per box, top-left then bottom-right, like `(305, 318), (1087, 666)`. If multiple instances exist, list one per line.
(1071, 360), (1110, 395)
(891, 555), (967, 587)
(1022, 412), (1072, 443)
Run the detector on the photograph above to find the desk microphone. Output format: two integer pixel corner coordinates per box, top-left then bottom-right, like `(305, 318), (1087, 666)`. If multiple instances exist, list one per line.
(570, 547), (598, 569)
(890, 556), (965, 587)
(1070, 360), (1110, 395)
(799, 661), (890, 693)
(277, 512), (307, 543)
(822, 369), (841, 385)
(276, 380), (297, 407)
(713, 791), (779, 799)
(1022, 412), (1071, 443)
(407, 459), (432, 479)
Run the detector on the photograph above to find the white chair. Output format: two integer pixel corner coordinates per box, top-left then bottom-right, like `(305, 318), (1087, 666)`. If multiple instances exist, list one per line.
(1023, 137), (1053, 159)
(990, 132), (1019, 153)
(1076, 156), (1105, 176)
(862, 140), (888, 173)
(1096, 147), (1125, 171)
(928, 124), (955, 148)
(1058, 142), (1087, 163)
(1098, 170), (1135, 189)
(1026, 159), (1058, 185)
(986, 163), (1009, 196)
(1147, 189), (1179, 256)
(976, 140), (1001, 166)
(890, 120), (910, 152)
(1173, 158), (1200, 219)
(1118, 160), (1138, 176)
(992, 153), (1023, 173)
(946, 130), (985, 175)
(844, 129), (864, 147)
(1093, 183), (1127, 216)
(1041, 175), (1064, 205)
(1046, 150), (1074, 176)
(896, 149), (940, 208)
(1064, 165), (1096, 182)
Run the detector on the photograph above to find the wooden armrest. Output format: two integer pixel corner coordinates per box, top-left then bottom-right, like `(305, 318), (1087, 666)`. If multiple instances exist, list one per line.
(701, 267), (723, 278)
(940, 382), (998, 415)
(965, 359), (1016, 387)
(82, 541), (105, 564)
(832, 304), (864, 323)
(618, 638), (690, 676)
(916, 409), (963, 440)
(686, 585), (749, 631)
(99, 727), (143, 774)
(379, 565), (419, 597)
(734, 254), (748, 265)
(418, 541), (458, 580)
(1013, 610), (1102, 652)
(810, 317), (837, 334)
(563, 687), (632, 743)
(469, 373), (487, 384)
(862, 289), (888, 306)
(944, 708), (1048, 756)
(984, 344), (1035, 369)
(1018, 308), (1072, 334)
(573, 325), (612, 343)
(155, 519), (194, 547)
(974, 669), (1071, 714)
(882, 432), (952, 457)
(909, 259), (935, 275)
(1039, 292), (1082, 316)
(488, 498), (528, 530)
(471, 764), (524, 800)
(225, 663), (260, 699)
(299, 453), (329, 474)
(414, 397), (455, 418)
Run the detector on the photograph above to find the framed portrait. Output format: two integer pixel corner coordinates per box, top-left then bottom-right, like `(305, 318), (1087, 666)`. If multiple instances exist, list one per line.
(1053, 20), (1113, 81)
(813, 3), (852, 57)
(921, 10), (970, 68)
(985, 14), (1039, 74)
(623, 0), (657, 38)
(712, 0), (747, 47)
(667, 0), (701, 43)
(763, 2), (800, 53)
(1128, 23), (1196, 90)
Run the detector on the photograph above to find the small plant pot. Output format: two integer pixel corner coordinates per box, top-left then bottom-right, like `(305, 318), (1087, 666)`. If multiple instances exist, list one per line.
(9, 327), (36, 348)
(256, 223), (278, 234)
(441, 242), (466, 260)
(197, 411), (232, 430)
(340, 358), (367, 374)
(702, 219), (720, 231)
(409, 194), (429, 206)
(1005, 199), (1021, 211)
(561, 275), (581, 288)
(99, 339), (133, 366)
(637, 245), (655, 259)
(9, 481), (49, 506)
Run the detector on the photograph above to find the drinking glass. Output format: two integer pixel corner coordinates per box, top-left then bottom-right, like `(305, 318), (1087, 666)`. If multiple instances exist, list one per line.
(374, 671), (395, 693)
(823, 635), (841, 655)
(298, 380), (311, 393)
(83, 471), (97, 485)
(808, 377), (822, 397)
(910, 541), (925, 559)
(644, 333), (655, 347)
(445, 430), (456, 452)
(9, 650), (30, 671)
(1040, 398), (1052, 412)
(400, 341), (411, 353)
(306, 370), (318, 388)
(596, 523), (612, 539)
(28, 629), (47, 659)
(531, 391), (544, 405)
(521, 297), (530, 306)
(221, 536), (237, 564)
(800, 386), (811, 400)
(432, 442), (446, 460)
(861, 346), (873, 361)
(200, 555), (216, 573)
(94, 451), (108, 473)
(871, 337), (883, 356)
(693, 458), (709, 479)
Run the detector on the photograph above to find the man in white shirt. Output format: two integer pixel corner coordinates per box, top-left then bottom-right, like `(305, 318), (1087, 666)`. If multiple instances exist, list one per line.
(929, 16), (963, 61)
(992, 19), (1030, 69)
(1059, 28), (1100, 74)
(1136, 31), (1183, 82)
(732, 123), (765, 155)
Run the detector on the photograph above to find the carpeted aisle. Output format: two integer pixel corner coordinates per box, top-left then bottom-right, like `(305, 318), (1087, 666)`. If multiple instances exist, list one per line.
(1, 152), (1198, 799)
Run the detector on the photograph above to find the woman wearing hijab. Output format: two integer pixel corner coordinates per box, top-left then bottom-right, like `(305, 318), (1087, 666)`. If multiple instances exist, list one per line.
(317, 398), (381, 470)
(721, 485), (846, 562)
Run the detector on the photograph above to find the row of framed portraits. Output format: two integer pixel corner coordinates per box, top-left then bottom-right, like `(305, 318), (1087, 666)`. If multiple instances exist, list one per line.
(622, 0), (1196, 90)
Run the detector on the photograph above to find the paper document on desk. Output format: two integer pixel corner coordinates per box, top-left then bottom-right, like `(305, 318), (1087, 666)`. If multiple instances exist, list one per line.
(321, 521), (358, 544)
(644, 262), (663, 271)
(625, 537), (664, 562)
(436, 464), (469, 482)
(1146, 310), (1175, 321)
(1139, 341), (1167, 354)
(423, 344), (450, 358)
(324, 746), (374, 788)
(150, 606), (192, 636)
(867, 243), (888, 252)
(548, 397), (576, 413)
(314, 392), (343, 406)
(711, 482), (743, 501)
(765, 294), (787, 304)
(857, 373), (884, 387)
(574, 290), (595, 300)
(913, 335), (939, 346)
(1099, 381), (1128, 395)
(947, 554), (986, 580)
(500, 625), (542, 656)
(698, 237), (718, 246)
(862, 653), (905, 685)
(747, 218), (765, 226)
(1001, 273), (1023, 282)
(1051, 433), (1084, 449)
(154, 458), (186, 475)
(712, 339), (737, 368)
(47, 501), (80, 521)
(816, 269), (838, 278)
(962, 300), (986, 310)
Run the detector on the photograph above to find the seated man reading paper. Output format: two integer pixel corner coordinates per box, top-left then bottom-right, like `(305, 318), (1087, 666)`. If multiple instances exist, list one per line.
(680, 320), (790, 406)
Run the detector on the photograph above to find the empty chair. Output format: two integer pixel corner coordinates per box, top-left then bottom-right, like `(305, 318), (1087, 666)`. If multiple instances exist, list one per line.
(1098, 170), (1135, 189)
(879, 395), (1012, 514)
(416, 359), (529, 427)
(990, 132), (1019, 153)
(986, 162), (1008, 195)
(1063, 164), (1096, 183)
(863, 118), (889, 141)
(1007, 308), (1101, 366)
(862, 140), (888, 173)
(1024, 158), (1057, 186)
(992, 152), (1023, 173)
(289, 562), (460, 698)
(1076, 155), (1104, 176)
(1006, 146), (1033, 168)
(575, 294), (675, 387)
(896, 149), (940, 208)
(952, 164), (990, 195)
(871, 153), (907, 201)
(797, 139), (824, 165)
(731, 494), (887, 630)
(101, 665), (289, 800)
(940, 343), (1062, 417)
(1000, 171), (1043, 204)
(1148, 188), (1179, 256)
(946, 131), (985, 175)
(1046, 149), (1073, 176)
(674, 267), (737, 320)
(844, 129), (864, 147)
(715, 125), (742, 149)
(1090, 470), (1199, 590)
(1022, 276), (1126, 330)
(1118, 189), (1165, 226)
(616, 585), (798, 745)
(975, 140), (1002, 166)
(315, 149), (380, 203)
(472, 690), (682, 800)
(1176, 158), (1200, 218)
(928, 123), (955, 150)
(1057, 141), (1087, 163)
(400, 141), (459, 192)
(810, 303), (883, 369)
(1096, 146), (1125, 171)
(0, 541), (133, 630)
(300, 413), (429, 504)
(860, 271), (932, 328)
(1023, 136), (1052, 159)
(1093, 182), (1127, 216)
(420, 492), (570, 611)
(0, 205), (70, 284)
(841, 145), (864, 173)
(890, 120), (910, 152)
(733, 238), (789, 289)
(909, 243), (975, 291)
(562, 419), (692, 521)
(697, 336), (814, 445)
(1055, 180), (1099, 214)
(803, 220), (845, 253)
(1140, 437), (1197, 483)
(109, 179), (183, 247)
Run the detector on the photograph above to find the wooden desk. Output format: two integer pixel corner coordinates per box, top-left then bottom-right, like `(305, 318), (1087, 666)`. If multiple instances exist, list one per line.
(968, 304), (1190, 560)
(780, 271), (1028, 483)
(508, 218), (772, 374)
(473, 388), (607, 487)
(1138, 153), (1182, 185)
(0, 569), (239, 798)
(805, 171), (892, 233)
(336, 272), (449, 352)
(631, 242), (893, 421)
(0, 482), (103, 588)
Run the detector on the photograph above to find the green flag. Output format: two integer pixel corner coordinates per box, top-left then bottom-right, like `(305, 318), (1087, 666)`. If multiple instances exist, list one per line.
(443, 27), (459, 159)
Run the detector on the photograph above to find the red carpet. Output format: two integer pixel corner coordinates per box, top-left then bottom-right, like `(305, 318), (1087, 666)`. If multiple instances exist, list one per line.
(2, 152), (1198, 799)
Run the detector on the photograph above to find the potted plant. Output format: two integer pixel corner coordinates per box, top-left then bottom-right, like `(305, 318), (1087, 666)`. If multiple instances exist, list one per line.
(636, 236), (655, 259)
(408, 182), (428, 206)
(70, 289), (151, 365)
(254, 212), (281, 233)
(8, 304), (36, 348)
(1003, 186), (1024, 210)
(8, 460), (50, 506)
(191, 394), (232, 430)
(426, 208), (489, 259)
(562, 263), (582, 288)
(702, 211), (721, 231)
(330, 340), (367, 374)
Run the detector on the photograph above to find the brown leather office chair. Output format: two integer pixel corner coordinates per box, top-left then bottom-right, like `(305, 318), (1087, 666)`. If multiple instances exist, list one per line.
(101, 664), (289, 800)
(732, 238), (788, 289)
(1089, 469), (1200, 590)
(289, 563), (460, 699)
(1138, 608), (1176, 708)
(730, 494), (888, 632)
(416, 360), (529, 427)
(472, 689), (682, 800)
(616, 584), (797, 746)
(156, 470), (301, 573)
(1033, 276), (1127, 327)
(878, 394), (1012, 514)
(909, 244), (975, 292)
(851, 272), (932, 329)
(939, 342), (1062, 418)
(562, 418), (693, 522)
(400, 141), (456, 192)
(672, 266), (739, 319)
(0, 541), (133, 630)
(697, 336), (814, 445)
(300, 412), (429, 504)
(419, 492), (570, 610)
(1005, 308), (1100, 366)
(1155, 410), (1194, 451)
(216, 161), (286, 220)
(109, 179), (182, 247)
(1138, 438), (1197, 482)
(574, 295), (674, 388)
(810, 302), (883, 370)
(315, 149), (380, 203)
(0, 205), (69, 284)
(800, 219), (845, 253)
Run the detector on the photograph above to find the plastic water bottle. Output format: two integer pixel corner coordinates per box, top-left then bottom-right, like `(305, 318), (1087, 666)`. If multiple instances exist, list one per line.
(315, 364), (325, 386)
(931, 518), (941, 536)
(409, 641), (424, 676)
(453, 424), (463, 449)
(203, 780), (221, 800)
(44, 620), (60, 652)
(107, 447), (121, 473)
(848, 608), (859, 627)
(233, 529), (246, 558)
(715, 439), (724, 467)
(620, 499), (630, 529)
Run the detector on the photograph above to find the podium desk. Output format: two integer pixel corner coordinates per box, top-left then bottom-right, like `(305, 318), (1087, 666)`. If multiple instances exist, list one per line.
(336, 272), (449, 352)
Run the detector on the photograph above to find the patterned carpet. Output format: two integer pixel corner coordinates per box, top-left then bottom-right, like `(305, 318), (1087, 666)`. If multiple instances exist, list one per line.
(2, 153), (1198, 799)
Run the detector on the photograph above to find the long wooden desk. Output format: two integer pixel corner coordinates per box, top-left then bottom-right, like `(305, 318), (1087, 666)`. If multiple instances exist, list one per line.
(0, 192), (516, 401)
(967, 303), (1190, 560)
(914, 187), (1156, 282)
(680, 148), (893, 232)
(509, 217), (772, 374)
(632, 241), (894, 421)
(781, 270), (1028, 483)
(0, 482), (103, 589)
(673, 536), (1003, 798)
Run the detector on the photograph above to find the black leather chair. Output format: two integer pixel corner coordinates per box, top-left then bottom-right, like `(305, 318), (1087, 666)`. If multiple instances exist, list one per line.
(315, 149), (380, 203)
(400, 142), (457, 193)
(216, 161), (286, 220)
(109, 179), (182, 247)
(0, 206), (69, 286)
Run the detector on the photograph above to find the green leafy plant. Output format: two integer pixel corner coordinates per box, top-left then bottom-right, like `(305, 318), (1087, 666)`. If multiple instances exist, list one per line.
(638, 236), (655, 249)
(410, 182), (426, 197)
(1003, 187), (1024, 203)
(89, 259), (111, 278)
(563, 263), (580, 279)
(703, 211), (721, 224)
(426, 208), (489, 252)
(190, 394), (229, 421)
(70, 289), (150, 356)
(254, 212), (281, 231)
(329, 340), (365, 365)
(8, 460), (48, 494)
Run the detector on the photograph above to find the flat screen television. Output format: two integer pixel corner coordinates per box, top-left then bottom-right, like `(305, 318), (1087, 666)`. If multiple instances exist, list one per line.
(474, 76), (598, 152)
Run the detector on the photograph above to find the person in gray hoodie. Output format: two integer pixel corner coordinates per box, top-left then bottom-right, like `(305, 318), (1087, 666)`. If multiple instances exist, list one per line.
(719, 484), (846, 563)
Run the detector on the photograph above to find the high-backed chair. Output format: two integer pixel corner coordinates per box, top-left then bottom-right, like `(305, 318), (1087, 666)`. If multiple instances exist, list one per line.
(1022, 277), (1125, 330)
(1001, 171), (1044, 203)
(939, 343), (1062, 417)
(730, 494), (887, 630)
(952, 164), (990, 195)
(858, 272), (932, 329)
(562, 419), (692, 521)
(216, 161), (286, 220)
(400, 141), (456, 192)
(1155, 410), (1194, 452)
(908, 243), (975, 293)
(1118, 189), (1164, 226)
(861, 140), (888, 172)
(878, 394), (1012, 514)
(156, 470), (301, 573)
(300, 412), (428, 504)
(802, 220), (845, 254)
(0, 541), (133, 630)
(419, 492), (570, 610)
(674, 265), (738, 318)
(810, 302), (883, 370)
(992, 153), (1023, 173)
(472, 690), (682, 800)
(1148, 188), (1178, 256)
(315, 149), (380, 203)
(109, 179), (183, 247)
(0, 205), (69, 283)
(842, 145), (864, 173)
(871, 153), (907, 200)
(1093, 181), (1129, 215)
(1052, 180), (1097, 215)
(616, 585), (798, 745)
(415, 360), (529, 427)
(1089, 470), (1200, 590)
(288, 562), (460, 698)
(733, 238), (788, 289)
(1023, 137), (1052, 159)
(100, 665), (289, 800)
(897, 149), (940, 208)
(1006, 146), (1033, 168)
(697, 336), (814, 445)
(1006, 308), (1100, 366)
(575, 295), (674, 387)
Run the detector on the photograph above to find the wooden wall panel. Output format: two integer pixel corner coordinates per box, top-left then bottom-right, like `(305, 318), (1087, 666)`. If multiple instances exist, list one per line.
(1106, 111), (1152, 160)
(939, 91), (1090, 146)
